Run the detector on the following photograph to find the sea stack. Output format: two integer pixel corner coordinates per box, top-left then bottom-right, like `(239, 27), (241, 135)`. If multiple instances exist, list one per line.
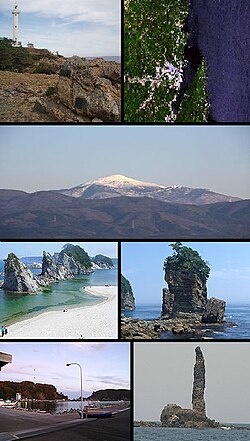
(192, 346), (206, 416)
(2, 253), (39, 293)
(160, 346), (219, 428)
(161, 243), (226, 323)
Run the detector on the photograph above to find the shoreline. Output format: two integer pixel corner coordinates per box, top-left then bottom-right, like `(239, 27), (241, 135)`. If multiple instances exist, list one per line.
(4, 285), (117, 339)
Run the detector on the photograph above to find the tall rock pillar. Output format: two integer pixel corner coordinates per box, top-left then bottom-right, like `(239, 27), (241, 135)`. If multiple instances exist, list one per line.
(192, 346), (206, 417)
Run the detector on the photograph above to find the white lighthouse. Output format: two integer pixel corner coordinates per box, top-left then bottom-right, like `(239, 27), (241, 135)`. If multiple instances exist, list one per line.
(12, 3), (21, 47)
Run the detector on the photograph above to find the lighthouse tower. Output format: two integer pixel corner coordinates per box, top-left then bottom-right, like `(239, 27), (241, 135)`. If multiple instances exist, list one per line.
(12, 3), (21, 47)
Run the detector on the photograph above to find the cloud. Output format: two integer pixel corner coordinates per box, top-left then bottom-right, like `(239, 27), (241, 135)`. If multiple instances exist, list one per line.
(1, 0), (120, 56)
(211, 267), (250, 281)
(2, 0), (120, 26)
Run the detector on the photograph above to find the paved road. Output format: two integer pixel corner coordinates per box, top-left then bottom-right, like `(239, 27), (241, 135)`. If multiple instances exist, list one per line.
(23, 410), (130, 441)
(0, 409), (131, 441)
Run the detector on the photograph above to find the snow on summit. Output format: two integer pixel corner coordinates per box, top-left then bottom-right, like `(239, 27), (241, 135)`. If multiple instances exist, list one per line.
(90, 174), (165, 188)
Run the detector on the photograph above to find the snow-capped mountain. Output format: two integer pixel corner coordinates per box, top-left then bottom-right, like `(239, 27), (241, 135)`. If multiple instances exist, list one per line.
(56, 174), (241, 205)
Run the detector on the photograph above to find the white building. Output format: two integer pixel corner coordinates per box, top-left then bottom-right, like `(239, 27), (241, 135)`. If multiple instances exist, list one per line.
(12, 3), (22, 47)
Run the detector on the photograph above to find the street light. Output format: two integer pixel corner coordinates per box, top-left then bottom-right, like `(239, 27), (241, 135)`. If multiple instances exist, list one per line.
(66, 362), (83, 419)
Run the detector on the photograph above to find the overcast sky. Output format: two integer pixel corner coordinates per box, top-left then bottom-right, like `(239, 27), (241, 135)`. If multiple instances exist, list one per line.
(122, 242), (250, 304)
(1, 342), (129, 399)
(0, 242), (117, 260)
(0, 126), (249, 197)
(0, 0), (120, 57)
(134, 342), (250, 424)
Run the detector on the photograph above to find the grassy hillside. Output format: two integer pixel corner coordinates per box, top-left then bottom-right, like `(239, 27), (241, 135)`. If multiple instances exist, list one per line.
(124, 0), (208, 122)
(0, 37), (63, 74)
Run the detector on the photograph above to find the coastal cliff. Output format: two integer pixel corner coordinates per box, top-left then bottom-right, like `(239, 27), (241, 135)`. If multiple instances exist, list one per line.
(2, 253), (39, 293)
(121, 275), (135, 310)
(91, 254), (114, 269)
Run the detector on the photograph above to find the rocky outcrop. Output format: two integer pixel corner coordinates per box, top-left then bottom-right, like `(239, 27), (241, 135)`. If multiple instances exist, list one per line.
(35, 57), (121, 122)
(192, 347), (206, 416)
(162, 245), (225, 324)
(160, 346), (219, 428)
(202, 297), (225, 323)
(121, 275), (135, 310)
(162, 269), (208, 318)
(38, 249), (93, 285)
(91, 254), (114, 269)
(2, 253), (39, 293)
(160, 405), (218, 428)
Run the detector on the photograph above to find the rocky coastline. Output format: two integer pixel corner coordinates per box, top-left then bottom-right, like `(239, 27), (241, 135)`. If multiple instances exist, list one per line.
(1, 245), (114, 294)
(121, 316), (237, 339)
(121, 243), (230, 339)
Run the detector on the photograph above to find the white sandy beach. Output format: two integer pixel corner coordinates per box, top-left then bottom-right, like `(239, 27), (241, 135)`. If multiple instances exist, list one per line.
(5, 286), (117, 339)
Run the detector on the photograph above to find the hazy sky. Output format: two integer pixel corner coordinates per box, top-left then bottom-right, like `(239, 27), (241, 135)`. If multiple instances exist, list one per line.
(0, 0), (120, 57)
(0, 242), (117, 260)
(0, 126), (249, 198)
(122, 242), (250, 304)
(134, 342), (250, 424)
(1, 342), (130, 399)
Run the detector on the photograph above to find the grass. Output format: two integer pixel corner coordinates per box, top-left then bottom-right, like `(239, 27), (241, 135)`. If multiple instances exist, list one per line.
(124, 0), (208, 122)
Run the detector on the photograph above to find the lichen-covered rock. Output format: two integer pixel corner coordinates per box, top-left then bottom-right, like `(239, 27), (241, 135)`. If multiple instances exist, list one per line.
(2, 253), (39, 293)
(201, 297), (225, 323)
(57, 57), (121, 122)
(121, 275), (135, 310)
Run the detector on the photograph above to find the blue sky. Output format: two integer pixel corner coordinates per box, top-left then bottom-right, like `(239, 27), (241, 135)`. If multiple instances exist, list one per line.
(0, 126), (249, 198)
(122, 242), (250, 304)
(1, 342), (130, 399)
(0, 242), (117, 260)
(0, 1), (120, 57)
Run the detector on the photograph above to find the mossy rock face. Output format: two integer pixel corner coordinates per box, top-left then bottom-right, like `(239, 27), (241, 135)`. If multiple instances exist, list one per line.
(124, 1), (208, 122)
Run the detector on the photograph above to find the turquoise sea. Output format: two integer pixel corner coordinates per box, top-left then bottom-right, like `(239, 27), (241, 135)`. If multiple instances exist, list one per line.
(134, 427), (250, 441)
(0, 260), (117, 326)
(124, 304), (250, 339)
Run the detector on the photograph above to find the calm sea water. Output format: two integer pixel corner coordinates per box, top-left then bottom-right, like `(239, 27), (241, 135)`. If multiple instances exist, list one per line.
(16, 400), (121, 414)
(134, 427), (250, 441)
(0, 262), (117, 326)
(123, 304), (250, 339)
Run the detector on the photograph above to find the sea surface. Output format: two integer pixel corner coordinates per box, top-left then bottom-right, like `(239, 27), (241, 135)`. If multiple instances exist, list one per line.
(16, 400), (122, 414)
(134, 426), (250, 441)
(86, 56), (121, 63)
(0, 261), (117, 326)
(123, 304), (250, 339)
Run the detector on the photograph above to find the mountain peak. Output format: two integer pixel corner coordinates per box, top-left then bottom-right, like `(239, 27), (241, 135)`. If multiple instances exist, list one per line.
(89, 174), (165, 188)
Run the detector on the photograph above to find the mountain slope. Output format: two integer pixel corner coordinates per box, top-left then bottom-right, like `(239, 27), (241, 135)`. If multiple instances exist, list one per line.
(56, 174), (241, 205)
(0, 190), (249, 239)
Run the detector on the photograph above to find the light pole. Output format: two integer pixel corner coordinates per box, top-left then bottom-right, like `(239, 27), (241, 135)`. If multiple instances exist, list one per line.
(66, 362), (83, 419)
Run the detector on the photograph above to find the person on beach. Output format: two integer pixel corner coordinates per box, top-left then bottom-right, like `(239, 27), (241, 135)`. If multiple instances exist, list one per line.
(4, 326), (8, 335)
(1, 325), (5, 337)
